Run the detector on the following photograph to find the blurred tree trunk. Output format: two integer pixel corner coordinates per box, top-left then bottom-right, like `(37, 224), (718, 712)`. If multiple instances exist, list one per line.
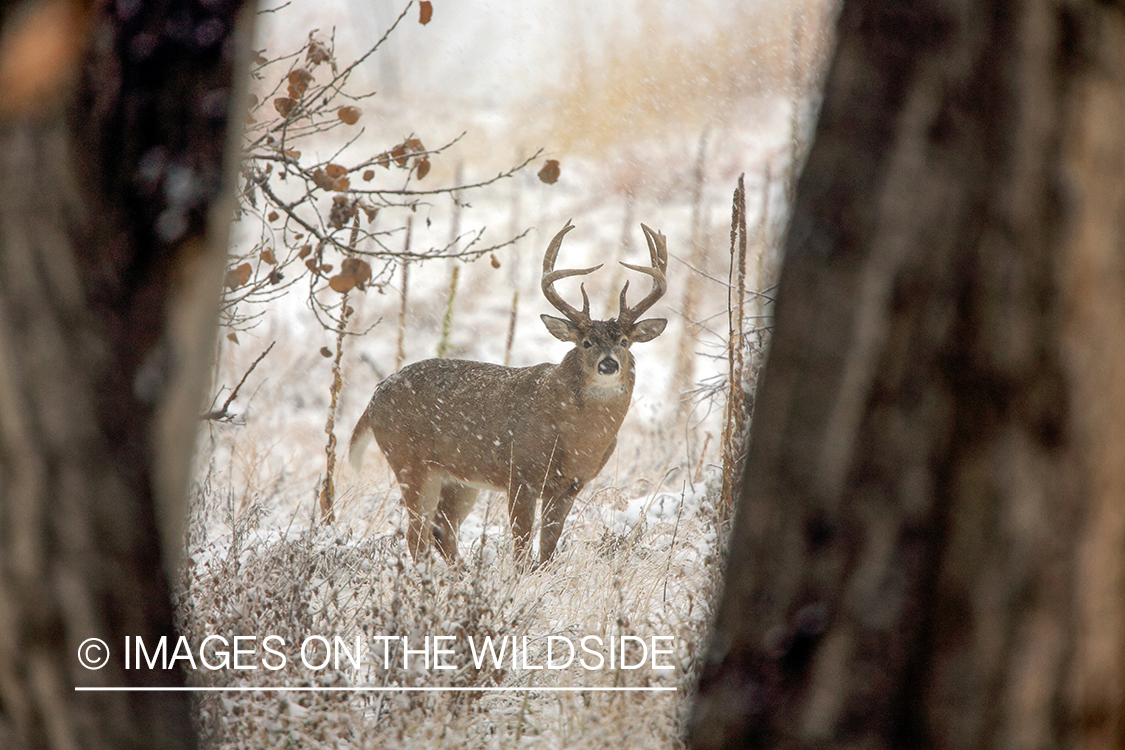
(690, 1), (1125, 748)
(0, 1), (253, 748)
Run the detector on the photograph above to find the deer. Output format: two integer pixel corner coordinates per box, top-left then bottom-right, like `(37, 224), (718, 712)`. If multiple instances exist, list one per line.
(348, 220), (667, 569)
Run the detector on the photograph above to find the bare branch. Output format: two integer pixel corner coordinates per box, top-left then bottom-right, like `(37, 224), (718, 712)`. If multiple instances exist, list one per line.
(203, 341), (276, 422)
(354, 150), (543, 197)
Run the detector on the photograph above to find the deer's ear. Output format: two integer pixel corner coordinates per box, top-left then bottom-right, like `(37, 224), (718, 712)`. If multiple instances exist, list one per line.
(630, 318), (667, 343)
(541, 314), (582, 342)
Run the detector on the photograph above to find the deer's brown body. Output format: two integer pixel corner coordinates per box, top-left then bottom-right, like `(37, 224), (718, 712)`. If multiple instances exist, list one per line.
(350, 221), (667, 567)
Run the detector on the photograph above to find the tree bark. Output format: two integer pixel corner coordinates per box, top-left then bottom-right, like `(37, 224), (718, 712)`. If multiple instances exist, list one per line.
(690, 1), (1125, 748)
(0, 1), (253, 748)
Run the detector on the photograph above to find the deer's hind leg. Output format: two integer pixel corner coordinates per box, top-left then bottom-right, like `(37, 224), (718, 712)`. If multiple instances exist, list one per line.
(395, 466), (442, 562)
(434, 481), (478, 562)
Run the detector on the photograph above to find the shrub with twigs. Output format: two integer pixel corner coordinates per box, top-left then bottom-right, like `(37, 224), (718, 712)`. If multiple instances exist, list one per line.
(221, 2), (538, 339)
(177, 468), (534, 748)
(204, 2), (548, 508)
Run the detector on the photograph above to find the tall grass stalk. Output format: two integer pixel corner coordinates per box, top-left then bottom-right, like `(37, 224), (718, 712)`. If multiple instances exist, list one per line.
(437, 164), (464, 358)
(672, 130), (710, 423)
(503, 290), (519, 366)
(318, 215), (361, 522)
(396, 216), (412, 371)
(720, 175), (748, 513)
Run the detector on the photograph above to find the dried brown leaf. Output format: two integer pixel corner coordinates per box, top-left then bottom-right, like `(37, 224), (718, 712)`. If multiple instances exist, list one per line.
(319, 346), (333, 358)
(341, 257), (372, 285)
(390, 143), (409, 167)
(337, 106), (361, 125)
(311, 168), (336, 191)
(362, 169), (375, 181)
(328, 275), (355, 293)
(419, 1), (433, 25)
(538, 159), (560, 184)
(224, 262), (252, 290)
(306, 38), (332, 66)
(287, 68), (313, 97)
(273, 97), (296, 117)
(325, 163), (347, 179)
(328, 196), (357, 229)
(415, 158), (431, 180)
(260, 248), (276, 264)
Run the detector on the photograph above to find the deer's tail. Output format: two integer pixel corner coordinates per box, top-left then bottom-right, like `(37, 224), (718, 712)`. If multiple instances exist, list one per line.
(348, 410), (374, 474)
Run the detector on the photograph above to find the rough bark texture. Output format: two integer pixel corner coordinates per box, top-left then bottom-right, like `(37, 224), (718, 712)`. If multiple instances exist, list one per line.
(689, 1), (1125, 748)
(0, 1), (252, 748)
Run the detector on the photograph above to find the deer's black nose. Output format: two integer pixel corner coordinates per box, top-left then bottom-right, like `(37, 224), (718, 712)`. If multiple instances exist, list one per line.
(598, 358), (619, 375)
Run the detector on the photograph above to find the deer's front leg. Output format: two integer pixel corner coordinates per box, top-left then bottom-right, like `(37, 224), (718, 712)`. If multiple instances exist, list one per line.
(539, 479), (581, 565)
(507, 483), (536, 569)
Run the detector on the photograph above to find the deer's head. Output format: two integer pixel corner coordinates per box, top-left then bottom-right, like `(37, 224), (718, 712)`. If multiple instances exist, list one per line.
(540, 221), (668, 395)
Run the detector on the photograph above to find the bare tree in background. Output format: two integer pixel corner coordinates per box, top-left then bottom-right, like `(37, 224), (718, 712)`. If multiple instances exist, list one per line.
(691, 1), (1125, 748)
(0, 1), (253, 748)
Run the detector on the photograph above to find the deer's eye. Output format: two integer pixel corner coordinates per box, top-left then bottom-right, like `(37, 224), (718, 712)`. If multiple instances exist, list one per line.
(583, 340), (592, 348)
(620, 338), (628, 347)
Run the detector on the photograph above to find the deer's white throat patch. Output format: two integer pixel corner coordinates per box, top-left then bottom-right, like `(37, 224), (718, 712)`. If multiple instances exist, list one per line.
(585, 377), (627, 401)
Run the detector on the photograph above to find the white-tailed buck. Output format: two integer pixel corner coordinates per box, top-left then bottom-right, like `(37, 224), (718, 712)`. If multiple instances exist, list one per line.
(349, 220), (667, 568)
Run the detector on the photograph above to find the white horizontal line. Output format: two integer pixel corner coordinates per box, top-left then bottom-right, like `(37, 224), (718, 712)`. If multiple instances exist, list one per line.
(75, 686), (677, 693)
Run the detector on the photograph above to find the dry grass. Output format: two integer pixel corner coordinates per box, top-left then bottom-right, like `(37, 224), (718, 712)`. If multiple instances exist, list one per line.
(541, 0), (833, 158)
(177, 452), (725, 749)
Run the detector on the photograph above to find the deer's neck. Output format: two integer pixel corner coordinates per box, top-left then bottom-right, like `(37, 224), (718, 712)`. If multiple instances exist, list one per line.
(533, 352), (631, 483)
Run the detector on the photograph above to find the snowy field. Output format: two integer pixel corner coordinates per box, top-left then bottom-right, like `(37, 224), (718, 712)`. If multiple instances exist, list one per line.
(179, 0), (832, 746)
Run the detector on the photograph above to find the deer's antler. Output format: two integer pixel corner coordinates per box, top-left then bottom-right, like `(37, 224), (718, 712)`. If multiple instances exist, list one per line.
(617, 223), (667, 326)
(542, 220), (601, 327)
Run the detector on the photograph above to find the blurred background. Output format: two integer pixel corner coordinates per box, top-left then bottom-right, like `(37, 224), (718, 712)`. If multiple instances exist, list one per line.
(208, 0), (836, 532)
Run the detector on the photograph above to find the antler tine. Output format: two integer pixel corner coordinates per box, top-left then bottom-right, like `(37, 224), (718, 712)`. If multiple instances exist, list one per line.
(642, 223), (668, 271)
(617, 223), (668, 324)
(542, 220), (600, 325)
